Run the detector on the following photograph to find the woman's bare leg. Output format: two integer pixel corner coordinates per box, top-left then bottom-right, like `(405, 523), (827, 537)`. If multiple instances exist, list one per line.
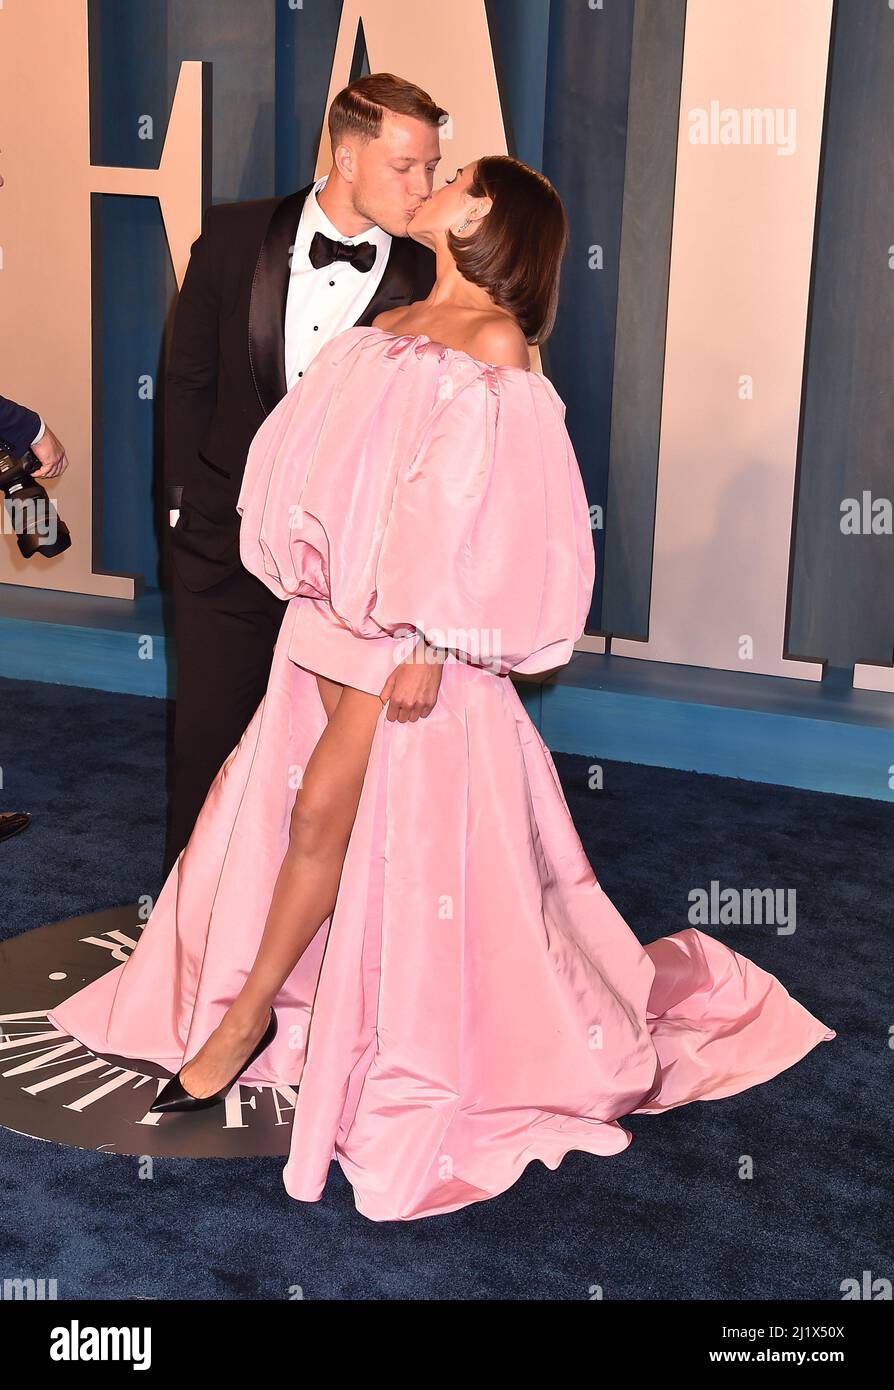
(314, 670), (344, 721)
(178, 671), (383, 1098)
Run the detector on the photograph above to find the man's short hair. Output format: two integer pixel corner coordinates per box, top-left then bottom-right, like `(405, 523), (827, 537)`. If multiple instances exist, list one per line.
(328, 72), (449, 146)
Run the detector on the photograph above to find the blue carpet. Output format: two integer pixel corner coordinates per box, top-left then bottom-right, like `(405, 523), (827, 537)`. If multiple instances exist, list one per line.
(0, 673), (887, 1300)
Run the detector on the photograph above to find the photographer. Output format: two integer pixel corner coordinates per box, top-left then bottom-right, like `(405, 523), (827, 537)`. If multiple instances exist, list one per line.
(0, 393), (68, 479)
(0, 394), (67, 843)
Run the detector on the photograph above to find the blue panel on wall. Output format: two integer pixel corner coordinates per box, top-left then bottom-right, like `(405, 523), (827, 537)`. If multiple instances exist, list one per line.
(541, 1), (636, 634)
(91, 0), (170, 588)
(485, 0), (550, 170)
(167, 0), (277, 201)
(275, 0), (346, 192)
(90, 0), (348, 590)
(96, 195), (168, 588)
(600, 0), (686, 640)
(787, 0), (894, 669)
(89, 0), (168, 168)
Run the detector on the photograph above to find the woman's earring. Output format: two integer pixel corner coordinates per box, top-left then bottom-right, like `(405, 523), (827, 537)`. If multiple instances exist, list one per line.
(455, 212), (472, 234)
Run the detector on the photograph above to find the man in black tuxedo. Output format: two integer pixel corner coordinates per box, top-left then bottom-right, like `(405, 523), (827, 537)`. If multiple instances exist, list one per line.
(163, 73), (445, 875)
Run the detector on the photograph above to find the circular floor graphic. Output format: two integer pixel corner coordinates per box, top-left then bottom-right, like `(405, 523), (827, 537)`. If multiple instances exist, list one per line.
(0, 904), (295, 1158)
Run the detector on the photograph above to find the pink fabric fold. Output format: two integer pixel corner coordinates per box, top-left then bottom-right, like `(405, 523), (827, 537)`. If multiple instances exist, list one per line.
(235, 326), (595, 681)
(47, 327), (835, 1222)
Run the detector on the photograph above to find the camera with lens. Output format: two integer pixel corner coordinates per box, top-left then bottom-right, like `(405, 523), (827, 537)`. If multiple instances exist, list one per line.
(0, 435), (71, 558)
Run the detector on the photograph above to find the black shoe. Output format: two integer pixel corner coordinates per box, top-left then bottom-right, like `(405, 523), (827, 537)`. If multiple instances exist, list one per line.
(0, 812), (31, 843)
(149, 1008), (278, 1113)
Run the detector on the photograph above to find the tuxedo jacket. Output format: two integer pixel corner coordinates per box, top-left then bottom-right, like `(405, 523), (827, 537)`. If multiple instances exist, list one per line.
(165, 180), (436, 592)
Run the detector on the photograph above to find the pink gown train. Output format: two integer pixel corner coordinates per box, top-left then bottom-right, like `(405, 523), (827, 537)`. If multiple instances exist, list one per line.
(47, 327), (835, 1221)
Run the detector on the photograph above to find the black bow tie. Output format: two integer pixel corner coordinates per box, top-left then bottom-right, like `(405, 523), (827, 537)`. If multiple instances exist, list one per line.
(308, 230), (377, 273)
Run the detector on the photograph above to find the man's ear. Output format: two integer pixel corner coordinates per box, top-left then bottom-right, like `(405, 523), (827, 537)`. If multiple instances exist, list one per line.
(333, 141), (355, 184)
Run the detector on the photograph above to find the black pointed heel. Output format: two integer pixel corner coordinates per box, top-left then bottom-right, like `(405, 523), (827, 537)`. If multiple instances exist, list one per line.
(149, 1007), (278, 1114)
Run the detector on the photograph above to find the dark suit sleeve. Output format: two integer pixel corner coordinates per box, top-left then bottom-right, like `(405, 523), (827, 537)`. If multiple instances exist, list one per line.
(0, 393), (42, 457)
(164, 205), (222, 509)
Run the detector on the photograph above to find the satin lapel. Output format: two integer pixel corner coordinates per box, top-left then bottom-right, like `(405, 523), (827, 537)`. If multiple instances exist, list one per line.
(248, 183), (313, 415)
(250, 194), (422, 413)
(353, 235), (419, 327)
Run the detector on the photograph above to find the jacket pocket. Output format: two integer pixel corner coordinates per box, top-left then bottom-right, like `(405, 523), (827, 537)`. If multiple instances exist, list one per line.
(197, 450), (232, 479)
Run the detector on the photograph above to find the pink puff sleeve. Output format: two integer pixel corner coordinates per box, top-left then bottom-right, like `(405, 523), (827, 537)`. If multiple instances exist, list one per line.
(368, 368), (595, 676)
(237, 330), (595, 678)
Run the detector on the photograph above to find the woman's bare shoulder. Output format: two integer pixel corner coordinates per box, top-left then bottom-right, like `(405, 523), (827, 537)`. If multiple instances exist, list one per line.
(372, 306), (410, 333)
(372, 307), (531, 370)
(467, 316), (531, 370)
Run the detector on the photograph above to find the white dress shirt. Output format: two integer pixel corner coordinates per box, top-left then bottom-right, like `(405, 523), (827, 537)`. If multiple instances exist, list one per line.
(283, 174), (391, 390)
(170, 176), (390, 525)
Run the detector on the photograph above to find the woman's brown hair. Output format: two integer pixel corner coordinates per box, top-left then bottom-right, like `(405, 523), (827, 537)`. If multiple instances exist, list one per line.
(328, 73), (449, 146)
(446, 156), (568, 344)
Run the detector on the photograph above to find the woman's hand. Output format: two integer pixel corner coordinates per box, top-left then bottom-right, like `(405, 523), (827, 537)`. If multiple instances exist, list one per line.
(379, 636), (445, 722)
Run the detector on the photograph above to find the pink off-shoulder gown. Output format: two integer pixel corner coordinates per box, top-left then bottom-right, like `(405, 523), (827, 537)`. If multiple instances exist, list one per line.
(48, 326), (836, 1222)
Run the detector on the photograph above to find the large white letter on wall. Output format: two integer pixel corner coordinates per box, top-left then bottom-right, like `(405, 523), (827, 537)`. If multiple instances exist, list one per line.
(0, 0), (204, 598)
(611, 0), (833, 680)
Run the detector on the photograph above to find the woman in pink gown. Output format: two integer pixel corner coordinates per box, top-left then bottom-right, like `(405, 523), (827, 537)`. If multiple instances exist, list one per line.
(47, 156), (835, 1222)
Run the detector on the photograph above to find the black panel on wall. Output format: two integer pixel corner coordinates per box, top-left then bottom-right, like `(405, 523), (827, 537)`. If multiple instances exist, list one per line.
(601, 0), (686, 641)
(787, 0), (894, 670)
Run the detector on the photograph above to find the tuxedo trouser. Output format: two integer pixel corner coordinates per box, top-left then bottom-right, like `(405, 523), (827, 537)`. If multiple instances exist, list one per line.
(163, 559), (288, 878)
